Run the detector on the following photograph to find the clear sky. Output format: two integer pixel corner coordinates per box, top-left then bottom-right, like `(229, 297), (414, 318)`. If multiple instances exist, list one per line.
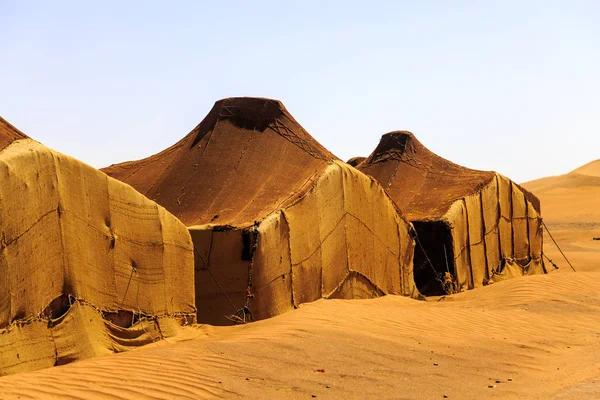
(1, 1), (598, 183)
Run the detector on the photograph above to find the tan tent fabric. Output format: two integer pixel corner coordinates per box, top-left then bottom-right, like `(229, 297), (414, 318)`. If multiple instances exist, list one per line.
(358, 131), (545, 295)
(104, 98), (418, 325)
(0, 117), (28, 150)
(0, 126), (195, 376)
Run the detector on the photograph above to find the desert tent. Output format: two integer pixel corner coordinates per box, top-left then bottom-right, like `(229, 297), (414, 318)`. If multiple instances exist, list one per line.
(0, 117), (195, 376)
(357, 131), (545, 295)
(103, 97), (418, 325)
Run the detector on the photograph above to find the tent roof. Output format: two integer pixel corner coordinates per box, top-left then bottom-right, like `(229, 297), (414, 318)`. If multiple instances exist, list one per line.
(102, 97), (337, 227)
(0, 117), (28, 150)
(358, 131), (497, 221)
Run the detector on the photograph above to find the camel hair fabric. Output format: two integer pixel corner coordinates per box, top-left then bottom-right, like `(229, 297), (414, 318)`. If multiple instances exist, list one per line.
(103, 97), (419, 325)
(0, 117), (195, 376)
(357, 131), (545, 295)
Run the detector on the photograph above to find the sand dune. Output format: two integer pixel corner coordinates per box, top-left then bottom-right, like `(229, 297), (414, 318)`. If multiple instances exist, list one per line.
(525, 159), (600, 194)
(570, 159), (600, 178)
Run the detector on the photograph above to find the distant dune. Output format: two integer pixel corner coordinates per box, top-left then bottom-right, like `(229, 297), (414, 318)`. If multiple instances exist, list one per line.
(522, 159), (600, 227)
(523, 159), (600, 195)
(571, 159), (600, 177)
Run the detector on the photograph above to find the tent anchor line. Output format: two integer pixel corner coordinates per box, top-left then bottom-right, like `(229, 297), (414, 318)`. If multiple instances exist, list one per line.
(543, 253), (559, 270)
(193, 246), (254, 324)
(541, 220), (576, 272)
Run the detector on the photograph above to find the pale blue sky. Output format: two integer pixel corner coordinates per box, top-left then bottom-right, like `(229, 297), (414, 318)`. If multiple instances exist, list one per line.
(1, 1), (598, 182)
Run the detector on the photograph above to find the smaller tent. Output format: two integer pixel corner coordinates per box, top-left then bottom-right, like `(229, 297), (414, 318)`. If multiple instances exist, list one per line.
(358, 131), (545, 295)
(104, 98), (419, 324)
(0, 117), (195, 376)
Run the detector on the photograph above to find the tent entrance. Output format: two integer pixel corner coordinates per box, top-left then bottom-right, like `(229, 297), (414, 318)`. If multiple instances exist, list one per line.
(413, 221), (454, 296)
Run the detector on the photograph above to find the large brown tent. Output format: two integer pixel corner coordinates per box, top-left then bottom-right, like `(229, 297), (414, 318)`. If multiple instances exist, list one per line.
(103, 97), (418, 325)
(0, 117), (195, 376)
(357, 131), (545, 295)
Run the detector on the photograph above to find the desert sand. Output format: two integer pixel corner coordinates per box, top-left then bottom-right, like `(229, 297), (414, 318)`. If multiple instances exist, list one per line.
(0, 162), (598, 399)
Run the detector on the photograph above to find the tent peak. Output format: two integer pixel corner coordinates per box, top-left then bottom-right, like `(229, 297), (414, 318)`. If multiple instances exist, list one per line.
(382, 130), (415, 136)
(370, 130), (419, 158)
(190, 97), (289, 147)
(214, 96), (283, 104)
(211, 97), (286, 122)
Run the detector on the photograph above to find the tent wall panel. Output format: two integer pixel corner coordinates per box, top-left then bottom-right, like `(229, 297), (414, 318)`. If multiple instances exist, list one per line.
(5, 212), (63, 325)
(159, 207), (196, 314)
(511, 183), (530, 263)
(465, 194), (487, 288)
(527, 203), (543, 261)
(446, 200), (472, 291)
(497, 175), (514, 260)
(0, 322), (56, 376)
(252, 212), (294, 320)
(319, 218), (350, 297)
(52, 302), (115, 365)
(481, 179), (501, 276)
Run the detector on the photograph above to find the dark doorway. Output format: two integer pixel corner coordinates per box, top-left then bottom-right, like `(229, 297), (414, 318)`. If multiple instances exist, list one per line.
(413, 221), (454, 296)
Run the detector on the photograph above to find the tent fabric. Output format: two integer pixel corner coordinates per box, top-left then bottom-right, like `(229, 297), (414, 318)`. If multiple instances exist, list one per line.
(103, 98), (418, 325)
(358, 131), (545, 293)
(0, 134), (195, 376)
(0, 117), (28, 151)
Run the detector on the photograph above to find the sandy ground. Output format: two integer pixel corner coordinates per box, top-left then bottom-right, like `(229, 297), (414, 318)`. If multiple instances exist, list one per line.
(1, 161), (598, 399)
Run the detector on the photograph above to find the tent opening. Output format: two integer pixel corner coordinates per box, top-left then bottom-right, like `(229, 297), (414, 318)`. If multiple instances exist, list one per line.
(413, 221), (454, 296)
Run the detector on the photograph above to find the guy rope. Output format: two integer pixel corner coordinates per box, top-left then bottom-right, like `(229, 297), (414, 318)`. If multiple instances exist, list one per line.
(541, 220), (576, 272)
